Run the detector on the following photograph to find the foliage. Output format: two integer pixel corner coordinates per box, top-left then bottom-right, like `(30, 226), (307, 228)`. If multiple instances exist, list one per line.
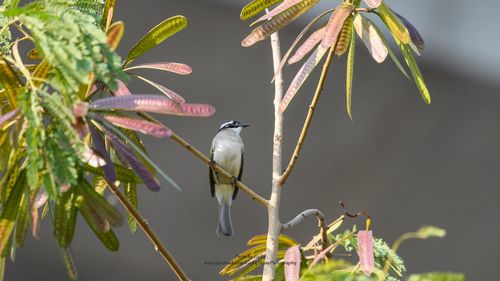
(0, 0), (214, 279)
(222, 213), (460, 281)
(240, 0), (431, 117)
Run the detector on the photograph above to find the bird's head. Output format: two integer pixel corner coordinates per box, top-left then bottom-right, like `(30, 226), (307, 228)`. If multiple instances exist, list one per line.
(218, 120), (250, 133)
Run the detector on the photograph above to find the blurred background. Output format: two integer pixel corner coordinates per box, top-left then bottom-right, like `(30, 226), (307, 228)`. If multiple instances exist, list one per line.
(6, 0), (500, 280)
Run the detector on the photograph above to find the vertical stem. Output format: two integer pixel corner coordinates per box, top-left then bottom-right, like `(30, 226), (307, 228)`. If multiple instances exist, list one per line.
(103, 179), (190, 281)
(262, 22), (284, 281)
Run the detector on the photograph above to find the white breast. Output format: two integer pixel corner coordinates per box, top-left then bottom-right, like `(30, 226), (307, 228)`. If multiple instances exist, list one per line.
(212, 130), (244, 177)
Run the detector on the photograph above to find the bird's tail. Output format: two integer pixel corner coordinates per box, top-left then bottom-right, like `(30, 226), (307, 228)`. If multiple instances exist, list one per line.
(217, 201), (233, 237)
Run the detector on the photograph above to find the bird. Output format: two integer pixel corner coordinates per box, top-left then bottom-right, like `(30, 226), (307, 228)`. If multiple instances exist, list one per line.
(209, 120), (249, 237)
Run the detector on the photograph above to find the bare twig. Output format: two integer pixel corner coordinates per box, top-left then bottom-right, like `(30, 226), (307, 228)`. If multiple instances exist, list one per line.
(103, 178), (190, 281)
(262, 14), (285, 281)
(279, 44), (338, 186)
(281, 209), (329, 252)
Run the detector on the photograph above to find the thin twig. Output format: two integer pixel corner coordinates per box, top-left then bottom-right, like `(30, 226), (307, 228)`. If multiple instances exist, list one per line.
(281, 209), (329, 253)
(262, 11), (285, 280)
(102, 178), (190, 281)
(279, 44), (338, 186)
(135, 112), (269, 208)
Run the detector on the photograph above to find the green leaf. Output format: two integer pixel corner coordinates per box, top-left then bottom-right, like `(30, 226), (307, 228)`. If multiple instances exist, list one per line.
(413, 226), (446, 239)
(53, 187), (78, 247)
(0, 256), (4, 281)
(124, 182), (138, 234)
(80, 179), (123, 227)
(126, 16), (187, 64)
(14, 192), (29, 247)
(78, 194), (119, 251)
(377, 3), (409, 44)
(346, 25), (355, 120)
(242, 0), (319, 47)
(240, 0), (283, 20)
(408, 272), (466, 281)
(60, 247), (78, 280)
(0, 170), (26, 253)
(102, 0), (115, 27)
(397, 40), (431, 104)
(247, 234), (299, 247)
(0, 57), (20, 107)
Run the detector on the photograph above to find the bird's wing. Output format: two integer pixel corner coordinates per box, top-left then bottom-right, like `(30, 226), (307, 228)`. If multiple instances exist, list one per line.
(209, 147), (215, 197)
(232, 151), (243, 200)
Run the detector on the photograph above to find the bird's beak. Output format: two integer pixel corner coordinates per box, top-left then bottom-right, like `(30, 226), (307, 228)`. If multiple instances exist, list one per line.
(241, 124), (250, 128)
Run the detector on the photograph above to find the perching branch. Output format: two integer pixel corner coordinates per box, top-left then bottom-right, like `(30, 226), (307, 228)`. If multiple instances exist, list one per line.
(136, 112), (269, 208)
(279, 44), (338, 186)
(262, 15), (285, 281)
(281, 209), (329, 252)
(103, 178), (190, 281)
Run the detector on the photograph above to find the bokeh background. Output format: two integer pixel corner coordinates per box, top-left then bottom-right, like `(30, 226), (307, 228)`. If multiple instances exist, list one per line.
(6, 0), (500, 280)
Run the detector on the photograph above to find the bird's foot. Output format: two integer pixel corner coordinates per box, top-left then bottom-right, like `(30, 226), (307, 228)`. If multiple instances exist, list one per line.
(209, 160), (217, 168)
(231, 176), (238, 185)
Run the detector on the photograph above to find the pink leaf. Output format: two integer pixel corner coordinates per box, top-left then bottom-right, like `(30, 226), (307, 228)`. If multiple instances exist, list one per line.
(284, 245), (301, 281)
(242, 0), (319, 47)
(310, 243), (336, 267)
(136, 76), (186, 103)
(33, 190), (48, 209)
(252, 0), (304, 25)
(280, 44), (328, 112)
(364, 0), (381, 8)
(126, 62), (192, 75)
(72, 102), (89, 118)
(105, 128), (161, 192)
(81, 146), (107, 167)
(357, 230), (375, 276)
(271, 8), (334, 83)
(90, 125), (116, 182)
(103, 115), (172, 138)
(113, 80), (132, 96)
(353, 14), (388, 63)
(90, 95), (215, 117)
(320, 3), (354, 49)
(0, 108), (19, 127)
(289, 25), (326, 64)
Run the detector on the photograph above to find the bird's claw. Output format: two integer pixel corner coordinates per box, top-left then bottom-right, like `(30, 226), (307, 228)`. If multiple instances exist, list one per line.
(209, 160), (217, 168)
(231, 176), (238, 185)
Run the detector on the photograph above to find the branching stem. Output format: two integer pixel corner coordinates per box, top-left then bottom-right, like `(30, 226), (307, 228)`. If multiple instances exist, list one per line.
(262, 13), (285, 280)
(103, 178), (190, 281)
(282, 209), (329, 252)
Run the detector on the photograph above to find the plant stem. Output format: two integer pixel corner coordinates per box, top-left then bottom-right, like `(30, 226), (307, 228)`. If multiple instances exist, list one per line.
(279, 45), (337, 186)
(281, 209), (329, 253)
(262, 21), (285, 281)
(103, 178), (190, 281)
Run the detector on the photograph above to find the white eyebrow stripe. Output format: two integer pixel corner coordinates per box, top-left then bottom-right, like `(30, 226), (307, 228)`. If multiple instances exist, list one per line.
(219, 121), (234, 129)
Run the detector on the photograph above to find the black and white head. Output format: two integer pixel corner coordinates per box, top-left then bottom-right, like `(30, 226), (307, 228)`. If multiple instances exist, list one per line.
(218, 120), (250, 133)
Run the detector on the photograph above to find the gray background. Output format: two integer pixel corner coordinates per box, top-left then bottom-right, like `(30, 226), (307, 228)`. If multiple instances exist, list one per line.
(6, 0), (500, 280)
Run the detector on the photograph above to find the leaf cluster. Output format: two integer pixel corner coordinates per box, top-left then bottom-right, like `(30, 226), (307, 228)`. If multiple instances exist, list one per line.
(0, 0), (214, 279)
(240, 0), (430, 118)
